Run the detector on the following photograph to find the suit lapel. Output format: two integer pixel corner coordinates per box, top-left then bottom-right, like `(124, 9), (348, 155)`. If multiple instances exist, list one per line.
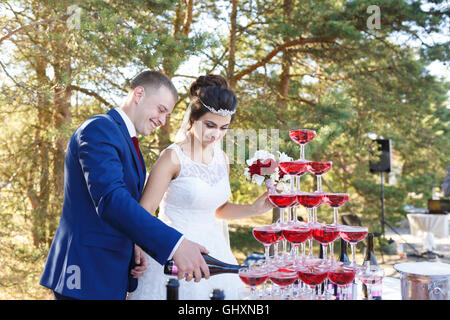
(107, 109), (145, 191)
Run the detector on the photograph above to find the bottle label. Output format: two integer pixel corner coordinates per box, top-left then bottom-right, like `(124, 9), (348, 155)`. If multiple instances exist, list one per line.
(170, 264), (178, 276)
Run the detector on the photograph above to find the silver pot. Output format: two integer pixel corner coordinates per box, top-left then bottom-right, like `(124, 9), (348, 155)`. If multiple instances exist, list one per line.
(394, 262), (450, 300)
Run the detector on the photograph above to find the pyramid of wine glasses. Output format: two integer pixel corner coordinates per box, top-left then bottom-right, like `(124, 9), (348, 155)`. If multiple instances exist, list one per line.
(241, 129), (379, 300)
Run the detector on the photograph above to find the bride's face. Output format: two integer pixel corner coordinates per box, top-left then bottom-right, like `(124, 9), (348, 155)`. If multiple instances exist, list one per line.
(191, 112), (231, 146)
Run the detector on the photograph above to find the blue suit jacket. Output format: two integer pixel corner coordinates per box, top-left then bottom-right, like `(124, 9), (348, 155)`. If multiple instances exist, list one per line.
(40, 109), (182, 300)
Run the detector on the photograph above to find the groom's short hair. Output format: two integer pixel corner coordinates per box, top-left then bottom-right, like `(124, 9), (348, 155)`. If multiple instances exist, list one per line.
(130, 70), (178, 101)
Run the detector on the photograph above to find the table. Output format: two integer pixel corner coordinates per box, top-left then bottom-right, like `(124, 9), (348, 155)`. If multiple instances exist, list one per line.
(407, 213), (448, 257)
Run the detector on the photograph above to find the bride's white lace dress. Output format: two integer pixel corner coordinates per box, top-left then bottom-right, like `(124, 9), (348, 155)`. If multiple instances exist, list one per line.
(127, 142), (245, 300)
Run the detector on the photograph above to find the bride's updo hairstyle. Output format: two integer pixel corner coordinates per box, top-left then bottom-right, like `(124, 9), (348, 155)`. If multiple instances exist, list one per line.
(187, 75), (237, 130)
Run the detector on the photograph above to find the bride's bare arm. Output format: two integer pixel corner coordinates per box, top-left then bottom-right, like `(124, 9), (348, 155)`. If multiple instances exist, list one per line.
(215, 151), (273, 220)
(139, 149), (211, 282)
(139, 149), (180, 214)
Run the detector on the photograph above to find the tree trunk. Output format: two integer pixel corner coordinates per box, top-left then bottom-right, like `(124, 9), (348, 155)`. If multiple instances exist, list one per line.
(272, 0), (293, 224)
(50, 20), (72, 246)
(228, 0), (238, 89)
(30, 56), (52, 248)
(158, 0), (195, 152)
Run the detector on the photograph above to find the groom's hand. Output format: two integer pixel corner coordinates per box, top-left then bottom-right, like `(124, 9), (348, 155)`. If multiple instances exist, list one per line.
(130, 245), (148, 278)
(172, 238), (210, 283)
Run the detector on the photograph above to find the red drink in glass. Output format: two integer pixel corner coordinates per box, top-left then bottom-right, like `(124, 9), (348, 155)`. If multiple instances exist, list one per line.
(268, 194), (298, 208)
(340, 226), (368, 266)
(289, 129), (316, 145)
(297, 193), (323, 208)
(311, 224), (340, 244)
(239, 272), (268, 286)
(297, 266), (328, 286)
(340, 228), (368, 244)
(289, 129), (316, 160)
(327, 265), (357, 286)
(308, 161), (332, 175)
(252, 226), (282, 245)
(359, 275), (383, 285)
(269, 270), (298, 286)
(323, 193), (349, 207)
(279, 161), (309, 176)
(282, 225), (311, 244)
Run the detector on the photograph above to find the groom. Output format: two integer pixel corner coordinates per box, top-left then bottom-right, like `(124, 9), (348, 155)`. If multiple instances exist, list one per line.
(40, 71), (210, 300)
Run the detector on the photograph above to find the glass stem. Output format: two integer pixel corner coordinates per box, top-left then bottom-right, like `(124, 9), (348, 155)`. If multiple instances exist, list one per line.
(264, 244), (270, 265)
(367, 284), (373, 300)
(351, 243), (356, 266)
(300, 144), (305, 160)
(330, 241), (335, 264)
(333, 208), (339, 225)
(317, 175), (322, 192)
(274, 241), (279, 262)
(301, 243), (306, 262)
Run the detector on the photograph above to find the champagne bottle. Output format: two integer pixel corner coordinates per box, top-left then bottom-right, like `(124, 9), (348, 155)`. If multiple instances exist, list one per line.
(166, 278), (179, 300)
(210, 288), (225, 300)
(363, 233), (378, 266)
(362, 233), (381, 300)
(164, 253), (245, 277)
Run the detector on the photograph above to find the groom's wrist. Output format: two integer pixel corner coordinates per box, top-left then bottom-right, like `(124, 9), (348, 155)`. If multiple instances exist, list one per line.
(167, 235), (185, 260)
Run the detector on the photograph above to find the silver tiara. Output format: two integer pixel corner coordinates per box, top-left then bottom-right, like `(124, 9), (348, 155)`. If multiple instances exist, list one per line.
(199, 99), (236, 117)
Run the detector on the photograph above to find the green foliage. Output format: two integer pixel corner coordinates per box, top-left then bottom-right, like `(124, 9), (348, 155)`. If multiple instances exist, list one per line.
(0, 0), (448, 299)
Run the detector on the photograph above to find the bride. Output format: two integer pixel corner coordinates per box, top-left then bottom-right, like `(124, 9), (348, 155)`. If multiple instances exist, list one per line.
(127, 75), (273, 300)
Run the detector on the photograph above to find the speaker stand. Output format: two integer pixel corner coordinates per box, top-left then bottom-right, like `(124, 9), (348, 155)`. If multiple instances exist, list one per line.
(379, 172), (421, 257)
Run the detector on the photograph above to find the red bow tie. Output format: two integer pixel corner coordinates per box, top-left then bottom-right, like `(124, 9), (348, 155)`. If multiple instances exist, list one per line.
(131, 136), (144, 170)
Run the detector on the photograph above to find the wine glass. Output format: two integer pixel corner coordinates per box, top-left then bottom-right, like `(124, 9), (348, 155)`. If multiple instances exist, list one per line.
(339, 225), (368, 266)
(289, 129), (316, 160)
(252, 225), (283, 267)
(307, 161), (332, 192)
(296, 263), (329, 300)
(268, 193), (297, 262)
(297, 192), (324, 258)
(322, 193), (350, 225)
(238, 266), (269, 300)
(279, 160), (310, 192)
(327, 262), (359, 300)
(268, 193), (297, 224)
(311, 223), (340, 264)
(297, 192), (324, 223)
(358, 262), (384, 300)
(281, 223), (311, 266)
(269, 268), (298, 300)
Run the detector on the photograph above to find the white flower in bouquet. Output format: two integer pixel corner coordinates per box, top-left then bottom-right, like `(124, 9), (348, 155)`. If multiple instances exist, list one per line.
(244, 150), (293, 192)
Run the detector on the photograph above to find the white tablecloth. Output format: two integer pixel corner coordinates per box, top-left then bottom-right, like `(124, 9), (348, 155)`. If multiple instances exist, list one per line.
(407, 214), (448, 251)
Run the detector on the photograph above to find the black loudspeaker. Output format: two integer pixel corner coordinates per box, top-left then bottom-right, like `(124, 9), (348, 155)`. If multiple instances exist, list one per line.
(369, 139), (391, 173)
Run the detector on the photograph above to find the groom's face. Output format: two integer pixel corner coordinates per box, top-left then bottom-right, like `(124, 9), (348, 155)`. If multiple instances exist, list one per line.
(133, 85), (176, 136)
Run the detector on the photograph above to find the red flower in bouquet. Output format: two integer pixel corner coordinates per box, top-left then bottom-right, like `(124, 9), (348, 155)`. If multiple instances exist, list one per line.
(248, 158), (279, 178)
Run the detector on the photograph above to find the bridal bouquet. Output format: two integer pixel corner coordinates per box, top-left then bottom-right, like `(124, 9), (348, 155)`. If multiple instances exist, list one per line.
(244, 150), (293, 193)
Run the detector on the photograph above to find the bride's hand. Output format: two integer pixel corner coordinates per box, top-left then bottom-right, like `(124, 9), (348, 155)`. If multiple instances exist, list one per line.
(251, 191), (274, 215)
(130, 245), (148, 278)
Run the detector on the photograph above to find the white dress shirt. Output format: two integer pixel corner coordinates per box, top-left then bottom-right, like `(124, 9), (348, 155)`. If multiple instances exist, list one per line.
(114, 108), (183, 260)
